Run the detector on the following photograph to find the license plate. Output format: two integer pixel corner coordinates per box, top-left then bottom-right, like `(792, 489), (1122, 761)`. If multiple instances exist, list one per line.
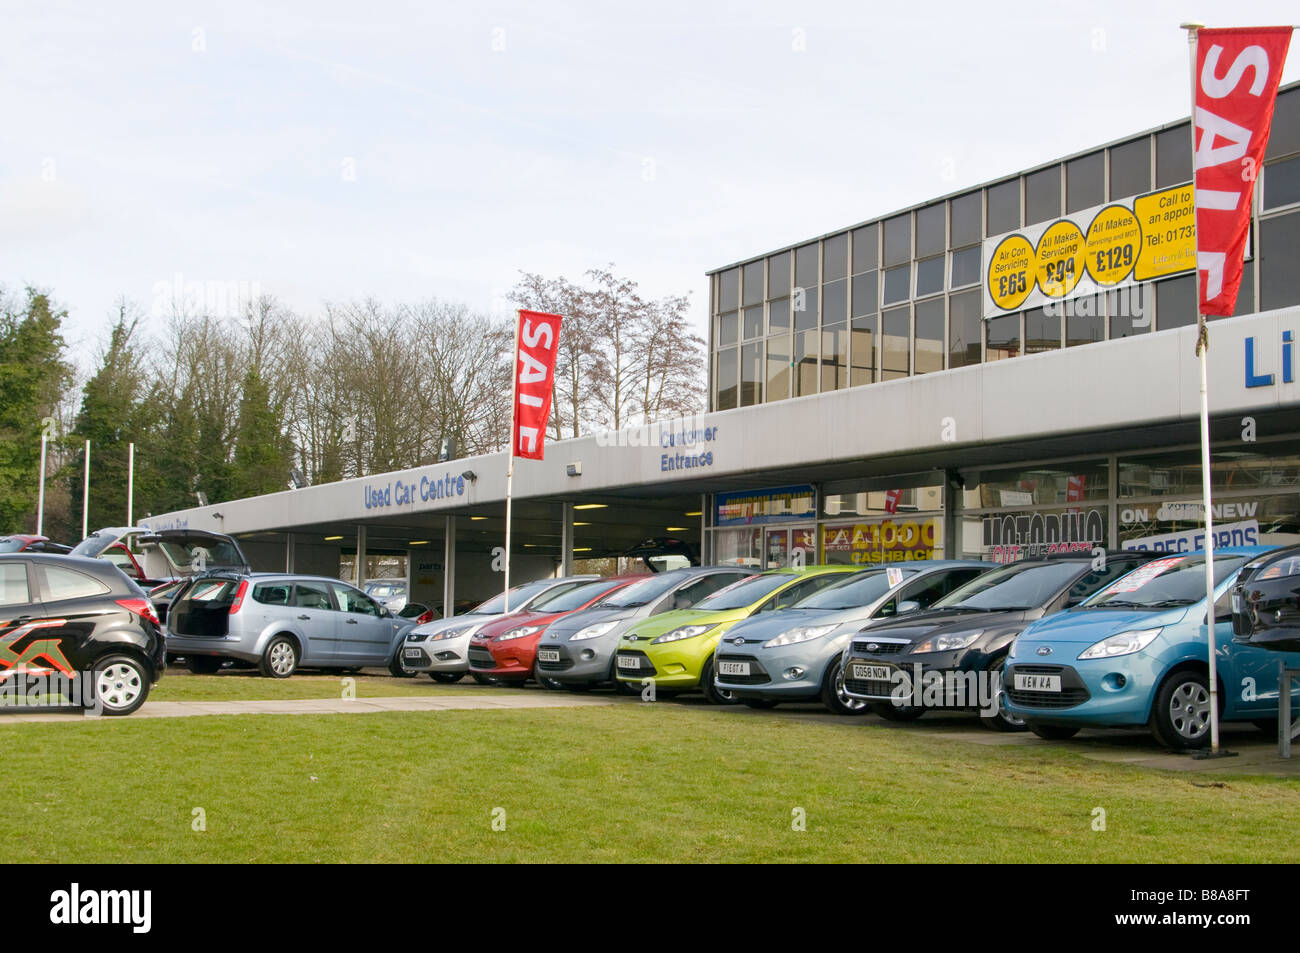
(852, 663), (892, 681)
(616, 655), (640, 670)
(1014, 674), (1062, 692)
(718, 660), (750, 676)
(538, 649), (560, 662)
(403, 648), (422, 659)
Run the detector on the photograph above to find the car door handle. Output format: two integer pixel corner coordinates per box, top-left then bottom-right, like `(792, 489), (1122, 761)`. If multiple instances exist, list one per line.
(345, 619), (358, 624)
(298, 614), (311, 620)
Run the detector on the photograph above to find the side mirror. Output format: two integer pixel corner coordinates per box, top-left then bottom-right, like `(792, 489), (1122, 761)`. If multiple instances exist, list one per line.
(898, 600), (921, 614)
(673, 594), (692, 610)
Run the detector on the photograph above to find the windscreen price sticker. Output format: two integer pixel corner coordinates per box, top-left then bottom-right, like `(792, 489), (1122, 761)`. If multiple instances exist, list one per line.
(987, 234), (1034, 311)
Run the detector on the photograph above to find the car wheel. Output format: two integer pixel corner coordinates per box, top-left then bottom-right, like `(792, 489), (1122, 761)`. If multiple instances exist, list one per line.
(388, 646), (418, 678)
(820, 656), (868, 716)
(743, 699), (779, 710)
(429, 671), (463, 684)
(187, 655), (224, 676)
(471, 672), (499, 686)
(1148, 670), (1213, 750)
(700, 658), (738, 706)
(1028, 722), (1081, 741)
(87, 654), (151, 716)
(870, 701), (926, 721)
(259, 636), (299, 678)
(979, 659), (1027, 732)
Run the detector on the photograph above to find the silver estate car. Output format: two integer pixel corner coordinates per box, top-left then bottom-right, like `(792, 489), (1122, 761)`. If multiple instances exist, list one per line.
(401, 575), (599, 683)
(166, 572), (417, 677)
(536, 566), (753, 692)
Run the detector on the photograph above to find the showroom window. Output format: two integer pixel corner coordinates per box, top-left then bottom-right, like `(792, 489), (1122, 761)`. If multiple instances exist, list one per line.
(768, 251), (791, 298)
(916, 203), (946, 258)
(948, 289), (982, 368)
(950, 246), (981, 288)
(986, 312), (1020, 361)
(823, 232), (848, 283)
(715, 348), (738, 410)
(850, 314), (877, 386)
(852, 224), (878, 274)
(915, 298), (944, 375)
(1109, 137), (1151, 200)
(884, 213), (911, 266)
(740, 342), (763, 406)
(1066, 151), (1104, 212)
(1156, 124), (1192, 189)
(881, 306), (910, 380)
(986, 179), (1020, 235)
(951, 191), (982, 247)
(1025, 167), (1061, 225)
(1024, 307), (1060, 353)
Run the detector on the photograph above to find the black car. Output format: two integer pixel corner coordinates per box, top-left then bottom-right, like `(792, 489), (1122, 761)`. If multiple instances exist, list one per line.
(841, 551), (1159, 731)
(0, 553), (165, 715)
(1232, 544), (1300, 652)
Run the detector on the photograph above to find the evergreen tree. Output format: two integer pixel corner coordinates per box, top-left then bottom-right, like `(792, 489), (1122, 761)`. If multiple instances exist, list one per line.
(0, 288), (72, 532)
(230, 366), (291, 499)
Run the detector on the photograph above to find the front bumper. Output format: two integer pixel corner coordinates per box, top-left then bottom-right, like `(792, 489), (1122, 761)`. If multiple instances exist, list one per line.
(469, 638), (539, 678)
(401, 632), (472, 673)
(1003, 658), (1152, 727)
(613, 640), (712, 688)
(713, 643), (831, 699)
(536, 636), (620, 684)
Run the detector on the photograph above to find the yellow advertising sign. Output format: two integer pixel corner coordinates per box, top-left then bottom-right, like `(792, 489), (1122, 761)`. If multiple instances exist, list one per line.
(822, 518), (939, 565)
(982, 183), (1197, 318)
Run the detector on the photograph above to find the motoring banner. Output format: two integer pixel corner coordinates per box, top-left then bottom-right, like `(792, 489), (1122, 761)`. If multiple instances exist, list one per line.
(1192, 27), (1292, 316)
(512, 309), (563, 460)
(982, 183), (1198, 319)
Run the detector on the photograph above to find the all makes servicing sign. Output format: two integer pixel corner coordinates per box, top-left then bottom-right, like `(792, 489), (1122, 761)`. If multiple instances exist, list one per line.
(982, 182), (1208, 319)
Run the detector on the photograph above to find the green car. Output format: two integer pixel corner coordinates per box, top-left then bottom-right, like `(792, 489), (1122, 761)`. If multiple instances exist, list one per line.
(613, 566), (860, 704)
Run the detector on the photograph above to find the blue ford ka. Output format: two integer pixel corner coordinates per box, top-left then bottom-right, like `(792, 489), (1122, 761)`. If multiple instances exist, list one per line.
(1004, 546), (1300, 750)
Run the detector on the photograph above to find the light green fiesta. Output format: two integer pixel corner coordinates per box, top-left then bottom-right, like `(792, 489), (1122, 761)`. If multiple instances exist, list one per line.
(613, 566), (859, 692)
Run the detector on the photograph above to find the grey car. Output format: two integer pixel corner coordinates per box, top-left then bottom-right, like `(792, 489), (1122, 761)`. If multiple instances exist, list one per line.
(165, 572), (417, 677)
(537, 566), (753, 691)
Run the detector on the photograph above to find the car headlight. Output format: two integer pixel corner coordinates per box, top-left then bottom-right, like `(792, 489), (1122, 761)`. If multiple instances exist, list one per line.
(1077, 628), (1162, 660)
(496, 625), (543, 642)
(651, 624), (716, 644)
(429, 623), (479, 642)
(764, 623), (838, 648)
(1007, 638), (1018, 660)
(911, 630), (983, 654)
(572, 620), (620, 642)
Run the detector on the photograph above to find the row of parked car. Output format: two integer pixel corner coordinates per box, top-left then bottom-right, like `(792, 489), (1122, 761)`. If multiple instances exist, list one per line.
(400, 546), (1300, 751)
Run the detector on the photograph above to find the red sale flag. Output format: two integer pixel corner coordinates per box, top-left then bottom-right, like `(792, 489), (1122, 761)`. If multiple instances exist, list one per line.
(1192, 26), (1292, 316)
(510, 309), (563, 460)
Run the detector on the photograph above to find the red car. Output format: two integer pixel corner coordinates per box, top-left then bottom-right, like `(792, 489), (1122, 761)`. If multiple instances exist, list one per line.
(0, 534), (72, 554)
(467, 575), (646, 686)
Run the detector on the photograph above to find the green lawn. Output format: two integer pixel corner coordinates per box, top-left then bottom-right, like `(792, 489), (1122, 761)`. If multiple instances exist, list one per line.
(149, 671), (527, 701)
(4, 701), (1298, 863)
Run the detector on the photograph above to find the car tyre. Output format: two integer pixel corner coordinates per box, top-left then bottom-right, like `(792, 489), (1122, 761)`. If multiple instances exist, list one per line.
(870, 701), (925, 721)
(743, 699), (779, 710)
(533, 665), (565, 691)
(86, 654), (151, 716)
(429, 671), (463, 684)
(388, 646), (418, 678)
(979, 658), (1027, 732)
(1148, 670), (1213, 750)
(820, 656), (868, 716)
(471, 672), (499, 686)
(187, 655), (224, 676)
(700, 658), (739, 706)
(259, 636), (299, 678)
(1028, 723), (1081, 741)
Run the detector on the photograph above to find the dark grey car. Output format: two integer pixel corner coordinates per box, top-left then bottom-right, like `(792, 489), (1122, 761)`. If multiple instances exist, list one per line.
(537, 566), (752, 691)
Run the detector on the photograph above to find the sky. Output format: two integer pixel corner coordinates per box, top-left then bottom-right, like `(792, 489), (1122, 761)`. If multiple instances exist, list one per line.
(3, 0), (1299, 368)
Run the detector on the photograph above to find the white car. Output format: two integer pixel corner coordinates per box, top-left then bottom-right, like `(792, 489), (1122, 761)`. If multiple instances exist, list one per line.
(401, 576), (597, 682)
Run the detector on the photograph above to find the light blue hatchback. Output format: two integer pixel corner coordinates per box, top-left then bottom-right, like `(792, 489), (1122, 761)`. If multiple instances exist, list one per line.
(1005, 546), (1300, 749)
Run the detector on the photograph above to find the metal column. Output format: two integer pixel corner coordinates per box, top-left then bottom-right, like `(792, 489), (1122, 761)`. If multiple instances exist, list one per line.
(560, 502), (574, 577)
(943, 470), (961, 559)
(356, 525), (367, 587)
(285, 533), (295, 573)
(443, 515), (456, 619)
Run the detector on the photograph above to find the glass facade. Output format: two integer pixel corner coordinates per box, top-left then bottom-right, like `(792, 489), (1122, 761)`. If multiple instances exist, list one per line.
(708, 83), (1300, 411)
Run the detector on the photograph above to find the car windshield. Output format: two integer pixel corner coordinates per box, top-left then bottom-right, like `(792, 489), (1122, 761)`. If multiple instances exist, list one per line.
(0, 539), (25, 553)
(1084, 555), (1249, 608)
(158, 539), (245, 569)
(796, 570), (899, 610)
(531, 579), (626, 612)
(397, 603), (427, 618)
(71, 533), (117, 557)
(932, 561), (1086, 611)
(472, 580), (565, 614)
(694, 573), (793, 611)
(596, 573), (685, 608)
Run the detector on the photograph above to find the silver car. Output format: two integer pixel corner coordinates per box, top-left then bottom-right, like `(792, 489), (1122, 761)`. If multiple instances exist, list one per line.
(401, 576), (598, 683)
(166, 572), (416, 677)
(537, 566), (753, 692)
(713, 560), (992, 714)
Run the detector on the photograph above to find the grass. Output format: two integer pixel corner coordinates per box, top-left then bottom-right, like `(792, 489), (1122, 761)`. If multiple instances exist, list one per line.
(3, 697), (1299, 863)
(148, 670), (522, 701)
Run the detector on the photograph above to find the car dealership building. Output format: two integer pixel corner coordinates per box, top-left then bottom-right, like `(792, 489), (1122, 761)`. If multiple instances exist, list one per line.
(145, 81), (1300, 615)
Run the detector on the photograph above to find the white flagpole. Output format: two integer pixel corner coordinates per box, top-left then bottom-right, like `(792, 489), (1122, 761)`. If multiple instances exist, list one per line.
(36, 432), (48, 536)
(127, 442), (136, 527)
(82, 440), (90, 540)
(1182, 21), (1221, 754)
(503, 310), (521, 613)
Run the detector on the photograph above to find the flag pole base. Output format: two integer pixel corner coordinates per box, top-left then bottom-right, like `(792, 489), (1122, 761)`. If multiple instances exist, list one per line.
(1189, 749), (1238, 760)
